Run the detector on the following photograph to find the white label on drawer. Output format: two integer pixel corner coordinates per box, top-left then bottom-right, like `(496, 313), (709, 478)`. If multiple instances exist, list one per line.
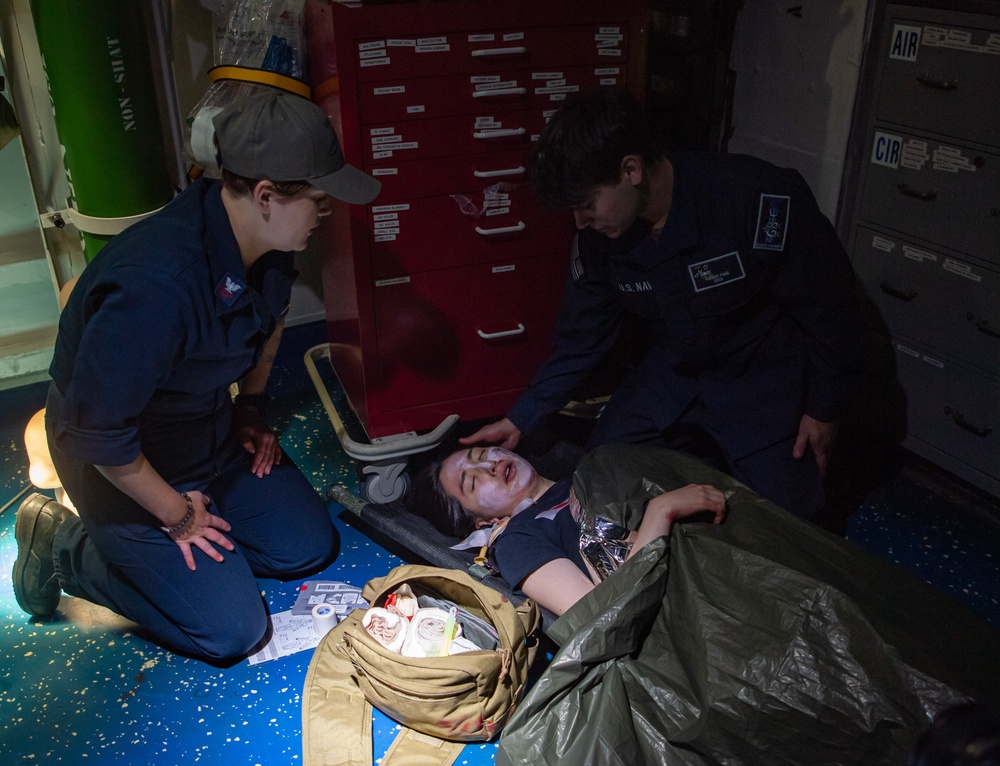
(373, 150), (394, 159)
(550, 94), (568, 102)
(471, 75), (501, 83)
(902, 245), (937, 263)
(468, 33), (495, 42)
(391, 142), (419, 151)
(370, 127), (396, 136)
(373, 204), (411, 213)
(375, 277), (410, 286)
(943, 259), (983, 282)
(533, 71), (564, 79)
(486, 207), (511, 217)
(373, 212), (399, 221)
(900, 139), (930, 170)
(360, 48), (387, 59)
(871, 235), (895, 253)
(374, 234), (397, 243)
(543, 109), (559, 118)
(359, 40), (386, 51)
(922, 354), (944, 369)
(492, 264), (516, 273)
(597, 39), (621, 48)
(477, 80), (519, 91)
(374, 226), (400, 235)
(599, 27), (622, 34)
(871, 131), (902, 168)
(418, 36), (447, 45)
(888, 24), (921, 61)
(416, 44), (450, 53)
(933, 145), (976, 173)
(897, 343), (921, 358)
(599, 78), (619, 86)
(372, 168), (398, 176)
(536, 85), (580, 95)
(475, 116), (499, 128)
(922, 26), (976, 52)
(545, 78), (567, 87)
(503, 32), (525, 42)
(361, 57), (391, 68)
(372, 135), (403, 145)
(595, 67), (621, 75)
(598, 48), (623, 57)
(596, 33), (624, 42)
(387, 38), (416, 47)
(374, 217), (398, 226)
(373, 86), (406, 96)
(406, 105), (426, 114)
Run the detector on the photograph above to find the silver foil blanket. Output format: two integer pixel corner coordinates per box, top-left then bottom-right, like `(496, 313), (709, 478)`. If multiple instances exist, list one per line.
(578, 512), (634, 583)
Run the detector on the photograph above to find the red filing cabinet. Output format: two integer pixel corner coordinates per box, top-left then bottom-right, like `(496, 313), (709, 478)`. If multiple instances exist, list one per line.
(316, 0), (648, 439)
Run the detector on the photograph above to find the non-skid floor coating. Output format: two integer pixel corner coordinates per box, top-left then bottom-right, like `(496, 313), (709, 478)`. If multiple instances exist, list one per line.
(2, 321), (999, 765)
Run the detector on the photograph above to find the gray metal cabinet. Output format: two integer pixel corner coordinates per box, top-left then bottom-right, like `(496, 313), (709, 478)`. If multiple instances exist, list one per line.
(843, 2), (1000, 496)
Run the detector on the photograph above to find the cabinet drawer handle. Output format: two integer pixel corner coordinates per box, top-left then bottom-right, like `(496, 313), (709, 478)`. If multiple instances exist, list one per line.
(473, 87), (527, 98)
(916, 74), (958, 91)
(879, 282), (917, 302)
(474, 127), (526, 139)
(474, 166), (526, 178)
(897, 183), (937, 201)
(968, 313), (1000, 339)
(475, 221), (526, 236)
(944, 407), (993, 438)
(471, 46), (527, 57)
(477, 323), (526, 340)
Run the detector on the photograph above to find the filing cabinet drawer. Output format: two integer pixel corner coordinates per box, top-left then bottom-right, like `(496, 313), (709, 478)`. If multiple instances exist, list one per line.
(372, 256), (567, 411)
(363, 109), (548, 164)
(357, 64), (625, 125)
(853, 227), (1000, 376)
(859, 128), (1000, 265)
(877, 9), (1000, 147)
(368, 191), (570, 278)
(352, 23), (630, 83)
(894, 340), (1000, 485)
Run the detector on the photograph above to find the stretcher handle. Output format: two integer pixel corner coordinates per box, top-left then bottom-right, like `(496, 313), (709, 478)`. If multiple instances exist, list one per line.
(474, 127), (526, 139)
(473, 87), (527, 98)
(474, 166), (526, 178)
(471, 46), (527, 57)
(475, 221), (526, 236)
(304, 344), (458, 461)
(477, 323), (525, 340)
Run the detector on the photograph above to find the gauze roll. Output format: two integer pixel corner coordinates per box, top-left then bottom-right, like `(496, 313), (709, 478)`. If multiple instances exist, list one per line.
(362, 607), (407, 653)
(401, 608), (460, 658)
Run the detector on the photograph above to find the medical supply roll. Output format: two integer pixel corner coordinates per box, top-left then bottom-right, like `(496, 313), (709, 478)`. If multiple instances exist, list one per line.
(311, 603), (338, 639)
(31, 0), (173, 261)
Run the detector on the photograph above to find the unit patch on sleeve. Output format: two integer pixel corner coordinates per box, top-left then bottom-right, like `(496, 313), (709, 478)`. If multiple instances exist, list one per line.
(215, 273), (246, 306)
(754, 194), (790, 251)
(688, 251), (745, 292)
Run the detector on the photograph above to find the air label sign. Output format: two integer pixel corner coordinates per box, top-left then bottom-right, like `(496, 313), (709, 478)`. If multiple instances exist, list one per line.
(889, 24), (921, 61)
(872, 131), (902, 168)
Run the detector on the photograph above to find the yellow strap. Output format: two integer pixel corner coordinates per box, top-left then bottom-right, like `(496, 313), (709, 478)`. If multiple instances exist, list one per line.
(474, 518), (511, 568)
(313, 75), (340, 102)
(208, 64), (311, 99)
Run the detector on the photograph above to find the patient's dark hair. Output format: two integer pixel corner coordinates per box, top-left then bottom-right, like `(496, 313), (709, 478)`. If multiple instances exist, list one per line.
(531, 87), (662, 210)
(910, 704), (1000, 766)
(408, 448), (476, 539)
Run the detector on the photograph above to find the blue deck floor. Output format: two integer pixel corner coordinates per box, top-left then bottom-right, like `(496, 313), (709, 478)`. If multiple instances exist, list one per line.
(2, 321), (998, 764)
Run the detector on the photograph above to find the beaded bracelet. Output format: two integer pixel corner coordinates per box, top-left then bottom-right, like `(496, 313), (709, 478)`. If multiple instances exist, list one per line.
(161, 492), (195, 536)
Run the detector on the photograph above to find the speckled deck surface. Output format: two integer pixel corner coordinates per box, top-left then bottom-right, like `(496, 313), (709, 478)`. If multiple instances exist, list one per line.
(2, 322), (998, 764)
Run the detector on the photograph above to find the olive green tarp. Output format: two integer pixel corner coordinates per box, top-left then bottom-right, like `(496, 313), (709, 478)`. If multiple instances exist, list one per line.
(496, 445), (1000, 766)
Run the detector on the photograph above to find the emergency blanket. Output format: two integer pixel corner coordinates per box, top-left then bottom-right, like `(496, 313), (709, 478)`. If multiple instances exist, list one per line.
(497, 444), (1000, 766)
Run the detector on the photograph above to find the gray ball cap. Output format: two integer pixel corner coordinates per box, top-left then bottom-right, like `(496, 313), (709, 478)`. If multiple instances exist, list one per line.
(213, 91), (380, 205)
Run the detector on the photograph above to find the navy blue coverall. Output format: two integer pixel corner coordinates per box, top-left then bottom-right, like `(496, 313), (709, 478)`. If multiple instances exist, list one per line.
(507, 152), (870, 517)
(44, 179), (336, 661)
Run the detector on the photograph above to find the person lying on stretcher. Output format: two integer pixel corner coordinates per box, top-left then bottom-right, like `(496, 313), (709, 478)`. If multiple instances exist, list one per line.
(426, 446), (726, 616)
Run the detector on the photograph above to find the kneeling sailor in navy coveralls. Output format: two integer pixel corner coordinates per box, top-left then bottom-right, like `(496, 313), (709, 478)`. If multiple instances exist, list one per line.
(12, 92), (380, 662)
(463, 88), (870, 519)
